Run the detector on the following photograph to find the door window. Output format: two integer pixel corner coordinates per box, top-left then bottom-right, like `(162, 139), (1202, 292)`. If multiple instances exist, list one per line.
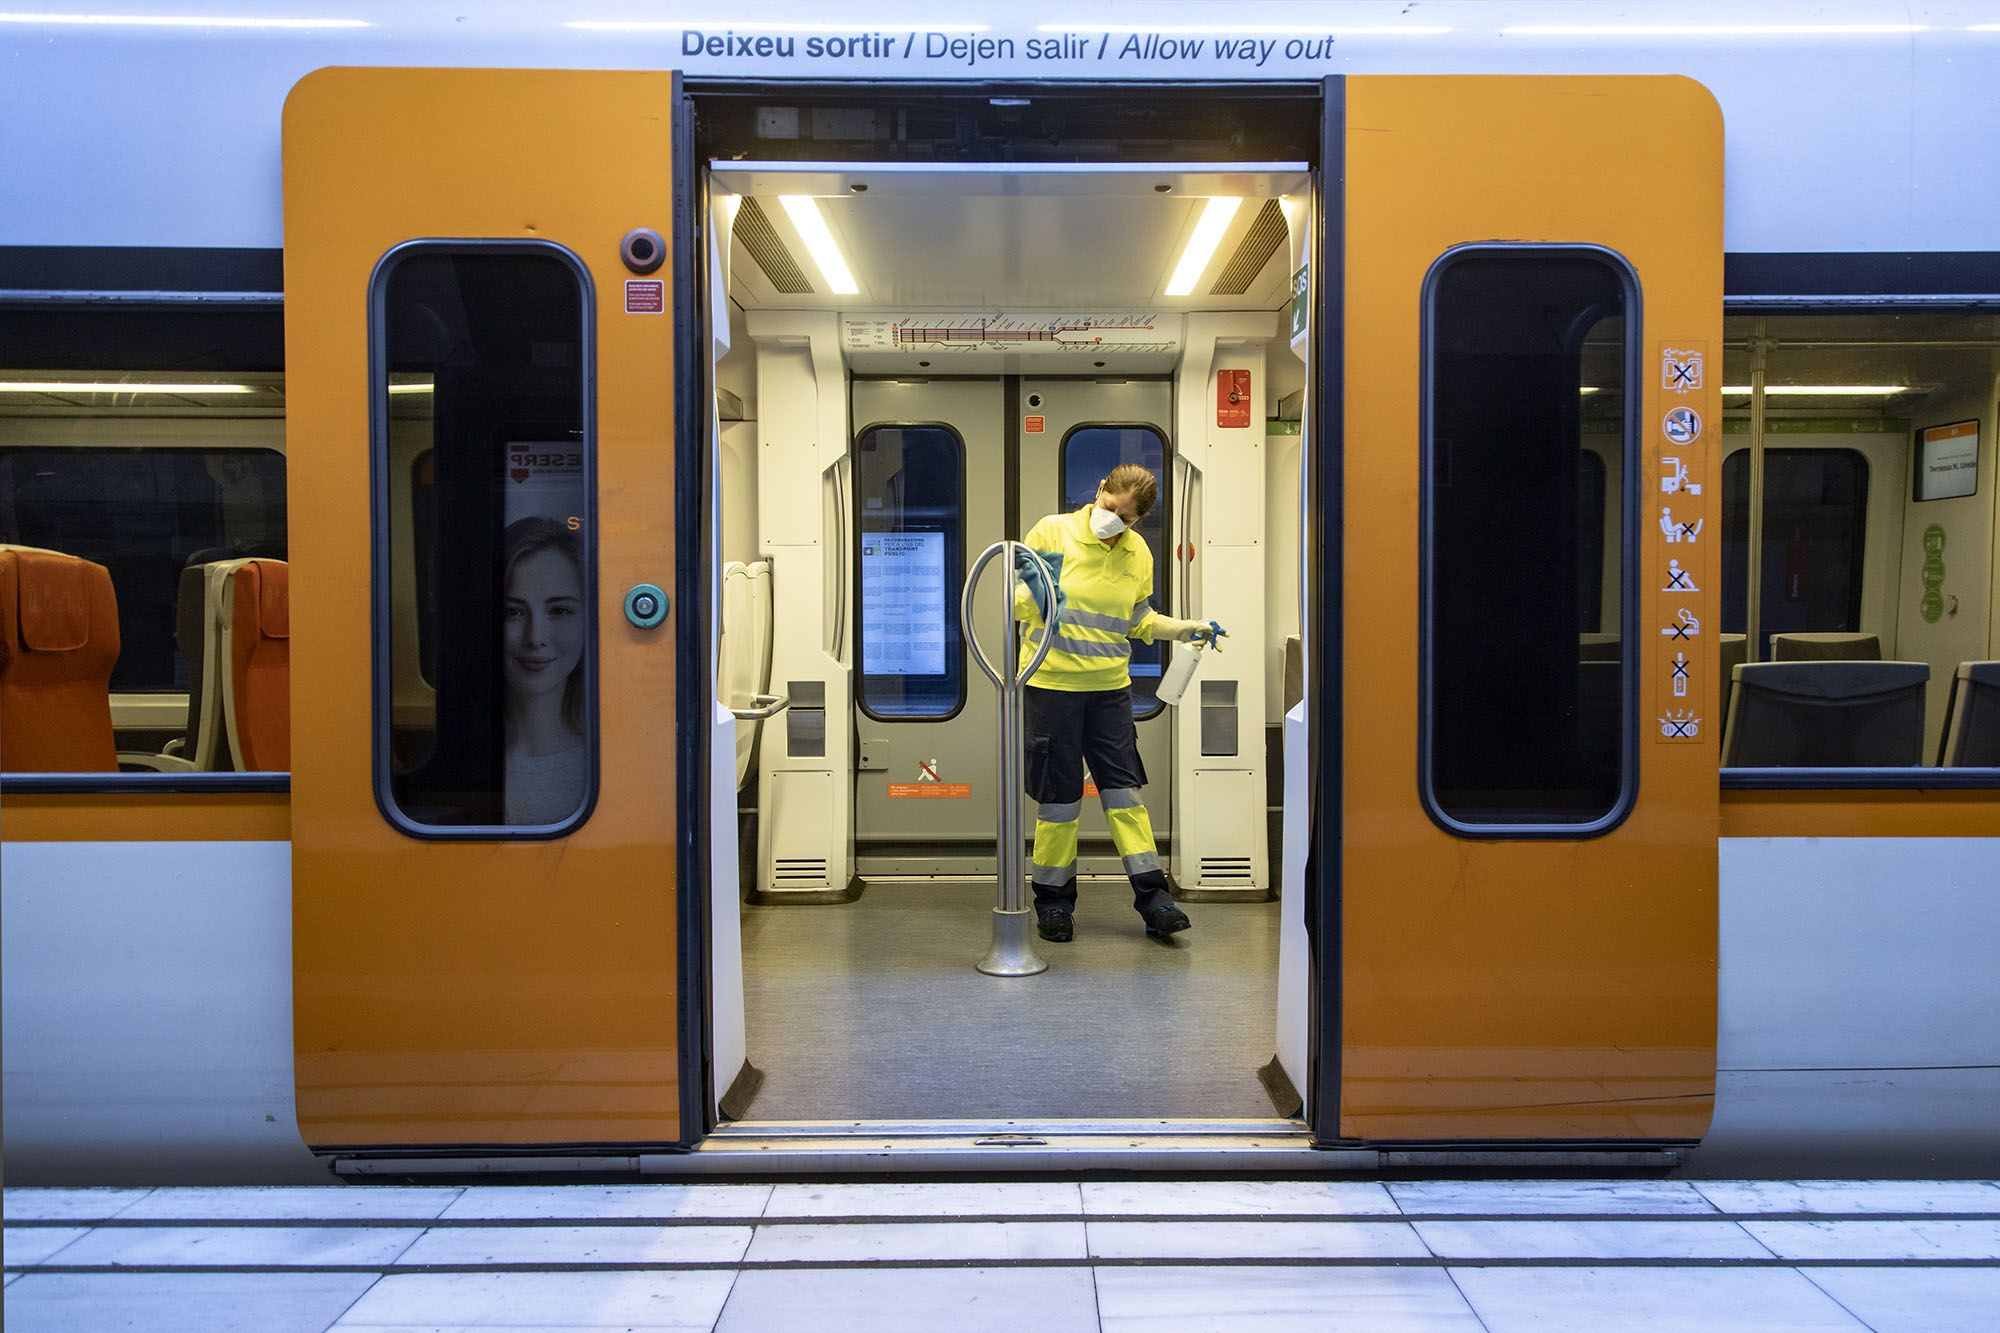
(374, 243), (596, 834)
(1061, 424), (1170, 715)
(855, 422), (966, 720)
(1422, 246), (1637, 832)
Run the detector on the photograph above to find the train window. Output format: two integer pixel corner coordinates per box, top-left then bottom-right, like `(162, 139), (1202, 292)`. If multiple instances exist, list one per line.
(1721, 449), (1868, 657)
(0, 443), (287, 693)
(374, 243), (596, 835)
(1712, 311), (2000, 775)
(855, 423), (966, 720)
(0, 364), (287, 776)
(1061, 424), (1170, 716)
(1421, 246), (1637, 833)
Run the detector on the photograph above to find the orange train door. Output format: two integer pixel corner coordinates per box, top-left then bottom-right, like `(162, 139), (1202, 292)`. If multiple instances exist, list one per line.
(285, 69), (690, 1152)
(1331, 77), (1723, 1143)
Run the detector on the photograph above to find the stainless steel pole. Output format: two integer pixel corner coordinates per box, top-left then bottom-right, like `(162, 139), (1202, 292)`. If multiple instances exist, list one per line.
(962, 539), (1060, 978)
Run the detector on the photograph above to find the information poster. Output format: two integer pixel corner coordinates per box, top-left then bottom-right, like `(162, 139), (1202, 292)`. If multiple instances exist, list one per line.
(862, 530), (947, 677)
(1916, 420), (1979, 501)
(503, 439), (585, 528)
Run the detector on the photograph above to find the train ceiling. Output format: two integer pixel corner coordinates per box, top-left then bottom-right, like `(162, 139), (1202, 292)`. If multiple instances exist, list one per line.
(712, 163), (1310, 313)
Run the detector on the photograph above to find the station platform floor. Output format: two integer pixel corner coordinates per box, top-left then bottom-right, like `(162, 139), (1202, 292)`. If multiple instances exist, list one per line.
(7, 1179), (2000, 1330)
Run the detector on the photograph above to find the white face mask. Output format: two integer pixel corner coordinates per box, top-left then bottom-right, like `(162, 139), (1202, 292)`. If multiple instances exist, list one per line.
(1089, 504), (1128, 541)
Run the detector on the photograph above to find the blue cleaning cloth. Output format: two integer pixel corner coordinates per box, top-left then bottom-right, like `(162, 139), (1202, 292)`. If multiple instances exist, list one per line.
(1014, 548), (1066, 622)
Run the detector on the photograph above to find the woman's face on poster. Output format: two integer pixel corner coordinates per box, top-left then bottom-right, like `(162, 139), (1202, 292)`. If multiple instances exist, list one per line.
(503, 546), (585, 700)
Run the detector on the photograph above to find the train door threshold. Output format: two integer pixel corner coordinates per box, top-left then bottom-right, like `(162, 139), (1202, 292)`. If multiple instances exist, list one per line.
(328, 1129), (1689, 1178)
(674, 1119), (1329, 1175)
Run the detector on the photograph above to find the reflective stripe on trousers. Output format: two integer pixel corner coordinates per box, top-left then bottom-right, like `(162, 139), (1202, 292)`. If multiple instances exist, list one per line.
(1099, 787), (1161, 873)
(1031, 786), (1161, 885)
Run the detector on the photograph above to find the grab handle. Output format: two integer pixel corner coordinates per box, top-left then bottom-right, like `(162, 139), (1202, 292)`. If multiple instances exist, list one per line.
(961, 540), (1061, 689)
(727, 692), (790, 721)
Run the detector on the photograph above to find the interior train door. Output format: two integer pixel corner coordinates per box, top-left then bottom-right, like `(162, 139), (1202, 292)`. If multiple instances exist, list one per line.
(285, 69), (691, 1152)
(1330, 76), (1723, 1143)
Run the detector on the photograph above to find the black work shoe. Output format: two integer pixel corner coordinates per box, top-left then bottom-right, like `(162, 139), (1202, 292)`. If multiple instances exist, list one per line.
(1036, 910), (1074, 943)
(1142, 905), (1191, 937)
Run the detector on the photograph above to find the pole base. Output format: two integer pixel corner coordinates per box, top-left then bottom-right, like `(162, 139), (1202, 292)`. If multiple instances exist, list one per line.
(976, 907), (1048, 977)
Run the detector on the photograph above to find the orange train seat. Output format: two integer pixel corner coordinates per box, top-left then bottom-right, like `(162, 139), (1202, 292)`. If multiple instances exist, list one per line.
(222, 558), (290, 771)
(0, 545), (121, 772)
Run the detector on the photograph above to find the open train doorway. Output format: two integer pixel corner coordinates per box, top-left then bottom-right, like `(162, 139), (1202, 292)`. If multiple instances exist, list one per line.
(695, 88), (1323, 1131)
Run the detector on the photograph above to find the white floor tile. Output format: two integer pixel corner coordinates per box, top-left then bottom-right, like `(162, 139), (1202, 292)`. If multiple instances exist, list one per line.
(714, 1266), (1100, 1333)
(1, 1188), (152, 1222)
(52, 1225), (422, 1268)
(1414, 1218), (1770, 1260)
(2, 1272), (380, 1332)
(1088, 1219), (1428, 1260)
(1081, 1179), (1400, 1217)
(1744, 1218), (2000, 1260)
(1693, 1179), (2000, 1216)
(437, 1184), (772, 1221)
(119, 1186), (464, 1222)
(744, 1220), (1087, 1263)
(1450, 1266), (1867, 1332)
(1095, 1264), (1485, 1332)
(1388, 1178), (1716, 1215)
(764, 1180), (1082, 1218)
(333, 1270), (737, 1329)
(396, 1224), (752, 1266)
(4, 1226), (89, 1267)
(1803, 1266), (2000, 1333)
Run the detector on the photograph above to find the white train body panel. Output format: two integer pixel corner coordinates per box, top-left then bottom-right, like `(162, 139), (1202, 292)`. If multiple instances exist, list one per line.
(1, 1), (1998, 255)
(9, 833), (2000, 1180)
(0, 841), (322, 1182)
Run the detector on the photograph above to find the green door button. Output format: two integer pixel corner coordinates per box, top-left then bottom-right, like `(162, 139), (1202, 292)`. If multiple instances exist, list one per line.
(624, 582), (668, 629)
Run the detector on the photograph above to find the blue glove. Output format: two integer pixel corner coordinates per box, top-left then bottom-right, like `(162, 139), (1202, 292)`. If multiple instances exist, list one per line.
(1014, 549), (1065, 622)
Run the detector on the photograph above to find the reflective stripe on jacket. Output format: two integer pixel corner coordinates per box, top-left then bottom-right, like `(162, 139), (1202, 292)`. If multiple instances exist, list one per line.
(1013, 505), (1159, 691)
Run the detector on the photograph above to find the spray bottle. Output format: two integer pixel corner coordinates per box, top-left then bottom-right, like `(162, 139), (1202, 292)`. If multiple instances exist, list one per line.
(1157, 622), (1223, 707)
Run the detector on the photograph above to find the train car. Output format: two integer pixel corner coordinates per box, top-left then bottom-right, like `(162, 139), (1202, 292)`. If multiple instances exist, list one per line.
(2, 3), (1997, 1184)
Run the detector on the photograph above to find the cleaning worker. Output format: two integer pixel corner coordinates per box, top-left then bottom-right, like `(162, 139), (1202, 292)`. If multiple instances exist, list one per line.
(1013, 462), (1225, 942)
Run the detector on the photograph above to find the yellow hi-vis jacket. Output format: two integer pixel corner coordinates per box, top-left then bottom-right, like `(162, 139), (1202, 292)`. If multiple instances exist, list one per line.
(1014, 505), (1161, 691)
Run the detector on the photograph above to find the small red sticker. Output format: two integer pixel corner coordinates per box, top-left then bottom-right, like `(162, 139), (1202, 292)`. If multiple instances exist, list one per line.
(1217, 369), (1252, 428)
(624, 279), (665, 314)
(1024, 415), (1046, 434)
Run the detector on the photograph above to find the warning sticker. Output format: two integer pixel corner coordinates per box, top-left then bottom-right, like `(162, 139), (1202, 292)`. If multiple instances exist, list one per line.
(1024, 415), (1046, 434)
(624, 279), (665, 314)
(888, 783), (972, 799)
(1653, 338), (1712, 744)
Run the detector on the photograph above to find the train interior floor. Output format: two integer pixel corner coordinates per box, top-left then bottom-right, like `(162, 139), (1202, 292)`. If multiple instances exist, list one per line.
(8, 1180), (2000, 1331)
(739, 881), (1281, 1122)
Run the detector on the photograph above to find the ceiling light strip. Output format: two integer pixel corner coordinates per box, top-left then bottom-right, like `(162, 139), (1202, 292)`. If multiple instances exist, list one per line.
(0, 12), (368, 27)
(0, 381), (258, 394)
(1164, 197), (1242, 297)
(1037, 23), (1450, 35)
(1502, 23), (1928, 36)
(778, 196), (859, 296)
(1721, 385), (1913, 395)
(569, 19), (988, 32)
